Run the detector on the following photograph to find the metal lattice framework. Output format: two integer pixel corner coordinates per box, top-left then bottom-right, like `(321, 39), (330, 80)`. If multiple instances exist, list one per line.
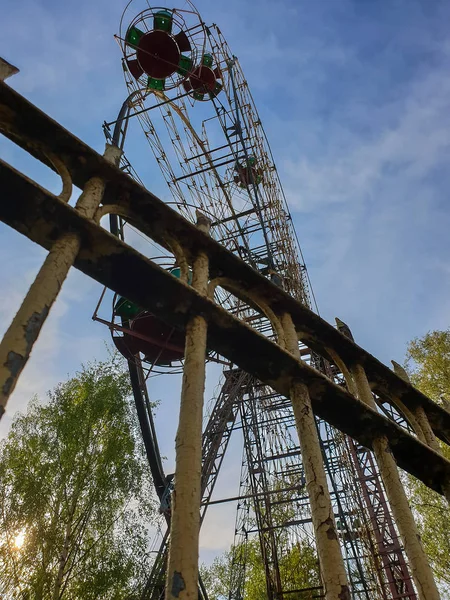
(101, 3), (423, 599)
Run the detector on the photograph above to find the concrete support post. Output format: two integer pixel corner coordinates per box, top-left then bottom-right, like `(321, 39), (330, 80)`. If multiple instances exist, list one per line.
(165, 214), (211, 600)
(413, 405), (441, 453)
(281, 313), (350, 600)
(351, 363), (441, 600)
(393, 397), (428, 444)
(0, 57), (19, 81)
(391, 361), (450, 502)
(410, 405), (450, 503)
(391, 360), (441, 450)
(0, 144), (122, 418)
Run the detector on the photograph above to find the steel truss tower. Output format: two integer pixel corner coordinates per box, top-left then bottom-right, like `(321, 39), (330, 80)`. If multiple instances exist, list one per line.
(96, 3), (418, 598)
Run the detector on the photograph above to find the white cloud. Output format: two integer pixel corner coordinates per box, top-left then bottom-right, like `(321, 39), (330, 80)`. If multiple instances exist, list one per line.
(283, 61), (450, 212)
(276, 51), (450, 358)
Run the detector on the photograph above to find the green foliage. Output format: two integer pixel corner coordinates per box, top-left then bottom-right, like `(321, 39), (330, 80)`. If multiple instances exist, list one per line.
(278, 542), (319, 597)
(0, 356), (157, 599)
(200, 537), (319, 600)
(406, 328), (450, 406)
(200, 469), (319, 600)
(199, 551), (233, 600)
(405, 329), (450, 596)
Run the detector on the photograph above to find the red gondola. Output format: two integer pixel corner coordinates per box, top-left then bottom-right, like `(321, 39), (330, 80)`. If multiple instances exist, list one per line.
(113, 267), (189, 366)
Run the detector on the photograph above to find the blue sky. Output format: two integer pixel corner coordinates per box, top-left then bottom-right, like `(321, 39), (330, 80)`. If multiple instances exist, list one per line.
(1, 0), (450, 561)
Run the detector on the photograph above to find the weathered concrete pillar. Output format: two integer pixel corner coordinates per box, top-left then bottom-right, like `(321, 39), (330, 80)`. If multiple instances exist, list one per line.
(410, 405), (450, 503)
(0, 144), (122, 418)
(413, 405), (441, 453)
(281, 313), (350, 600)
(391, 361), (450, 503)
(397, 399), (428, 444)
(0, 57), (19, 81)
(391, 361), (441, 452)
(351, 363), (441, 600)
(165, 214), (211, 600)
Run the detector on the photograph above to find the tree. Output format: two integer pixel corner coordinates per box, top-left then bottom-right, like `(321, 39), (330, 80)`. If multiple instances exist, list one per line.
(406, 329), (450, 408)
(405, 329), (450, 596)
(0, 356), (157, 599)
(200, 469), (319, 600)
(200, 537), (320, 600)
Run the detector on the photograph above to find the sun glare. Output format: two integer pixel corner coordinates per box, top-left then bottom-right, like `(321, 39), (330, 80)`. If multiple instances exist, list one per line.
(14, 531), (25, 549)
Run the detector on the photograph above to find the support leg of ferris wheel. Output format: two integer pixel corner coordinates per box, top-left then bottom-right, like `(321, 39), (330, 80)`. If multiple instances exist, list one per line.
(281, 312), (351, 600)
(350, 364), (440, 600)
(165, 214), (210, 600)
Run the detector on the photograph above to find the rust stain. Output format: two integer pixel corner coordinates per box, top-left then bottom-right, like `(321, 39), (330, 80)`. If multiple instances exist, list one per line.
(170, 571), (185, 598)
(1, 307), (49, 399)
(24, 307), (49, 352)
(324, 517), (338, 540)
(3, 351), (24, 397)
(338, 585), (351, 599)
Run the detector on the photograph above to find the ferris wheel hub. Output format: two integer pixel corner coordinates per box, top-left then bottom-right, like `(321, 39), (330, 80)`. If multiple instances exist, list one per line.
(189, 65), (216, 92)
(136, 30), (181, 79)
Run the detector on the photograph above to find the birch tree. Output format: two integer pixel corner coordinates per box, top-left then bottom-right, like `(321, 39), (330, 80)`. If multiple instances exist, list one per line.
(405, 329), (450, 596)
(200, 537), (319, 600)
(0, 357), (157, 599)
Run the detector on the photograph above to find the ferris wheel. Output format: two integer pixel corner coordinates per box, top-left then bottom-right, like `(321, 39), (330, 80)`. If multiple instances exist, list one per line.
(94, 2), (418, 599)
